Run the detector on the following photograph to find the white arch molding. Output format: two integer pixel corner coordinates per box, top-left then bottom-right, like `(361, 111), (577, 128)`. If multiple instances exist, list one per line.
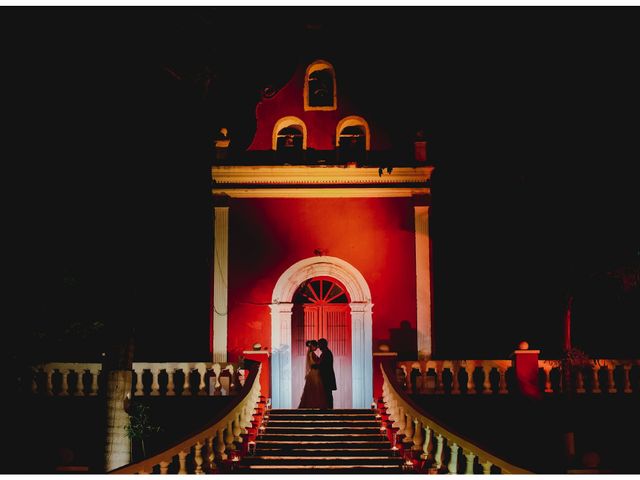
(270, 256), (373, 409)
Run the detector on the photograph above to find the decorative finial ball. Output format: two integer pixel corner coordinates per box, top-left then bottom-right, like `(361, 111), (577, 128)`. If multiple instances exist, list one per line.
(378, 343), (390, 352)
(518, 340), (529, 350)
(252, 342), (262, 350)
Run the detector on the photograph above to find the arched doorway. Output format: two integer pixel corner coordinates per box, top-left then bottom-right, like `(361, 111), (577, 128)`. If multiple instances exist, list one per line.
(270, 256), (373, 409)
(291, 277), (352, 408)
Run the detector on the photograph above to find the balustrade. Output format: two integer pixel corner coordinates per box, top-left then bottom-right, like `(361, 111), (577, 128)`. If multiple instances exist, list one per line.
(396, 358), (639, 396)
(381, 362), (531, 474)
(30, 362), (242, 397)
(108, 364), (262, 474)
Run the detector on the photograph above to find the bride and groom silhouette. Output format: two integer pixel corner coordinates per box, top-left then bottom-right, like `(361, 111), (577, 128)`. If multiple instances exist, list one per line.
(298, 338), (337, 409)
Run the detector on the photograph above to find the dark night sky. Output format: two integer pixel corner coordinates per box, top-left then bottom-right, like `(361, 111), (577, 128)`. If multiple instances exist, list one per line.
(5, 7), (639, 363)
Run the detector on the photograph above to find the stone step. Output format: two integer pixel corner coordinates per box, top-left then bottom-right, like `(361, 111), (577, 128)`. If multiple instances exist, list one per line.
(264, 426), (381, 434)
(256, 441), (392, 449)
(253, 449), (396, 457)
(265, 414), (377, 421)
(243, 456), (402, 466)
(269, 409), (374, 415)
(259, 433), (384, 441)
(242, 465), (403, 473)
(267, 419), (379, 427)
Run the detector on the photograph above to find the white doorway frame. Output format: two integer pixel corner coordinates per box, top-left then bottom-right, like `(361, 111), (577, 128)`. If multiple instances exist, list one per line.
(270, 256), (373, 408)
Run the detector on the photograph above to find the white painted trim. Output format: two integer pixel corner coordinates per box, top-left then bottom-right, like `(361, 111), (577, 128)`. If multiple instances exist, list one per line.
(212, 165), (433, 185)
(336, 116), (371, 151)
(415, 206), (432, 360)
(304, 59), (337, 111)
(270, 256), (373, 409)
(213, 207), (229, 363)
(212, 187), (430, 199)
(272, 116), (308, 151)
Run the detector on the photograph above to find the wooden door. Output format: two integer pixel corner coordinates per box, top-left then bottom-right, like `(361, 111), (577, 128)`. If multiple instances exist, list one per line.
(291, 277), (352, 408)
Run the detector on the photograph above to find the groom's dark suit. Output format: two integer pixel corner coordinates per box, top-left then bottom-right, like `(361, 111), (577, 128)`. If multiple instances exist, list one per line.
(318, 341), (337, 409)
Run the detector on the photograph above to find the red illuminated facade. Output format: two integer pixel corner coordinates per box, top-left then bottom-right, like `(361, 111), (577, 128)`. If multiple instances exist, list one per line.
(211, 59), (433, 408)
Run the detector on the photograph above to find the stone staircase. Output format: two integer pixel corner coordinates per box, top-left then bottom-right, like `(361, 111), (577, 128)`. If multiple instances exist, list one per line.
(240, 409), (404, 474)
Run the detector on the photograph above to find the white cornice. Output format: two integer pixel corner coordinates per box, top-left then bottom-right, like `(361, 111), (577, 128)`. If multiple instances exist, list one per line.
(211, 187), (431, 198)
(211, 165), (433, 185)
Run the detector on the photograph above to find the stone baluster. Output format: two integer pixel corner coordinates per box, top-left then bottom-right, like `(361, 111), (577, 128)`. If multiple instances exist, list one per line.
(150, 367), (160, 396)
(183, 368), (192, 396)
(543, 366), (553, 393)
(178, 450), (188, 474)
(483, 366), (492, 394)
(395, 406), (406, 436)
(451, 365), (461, 395)
(435, 365), (444, 393)
(464, 451), (476, 474)
(226, 365), (236, 393)
(448, 442), (460, 474)
(134, 369), (144, 397)
(466, 366), (476, 395)
(242, 403), (252, 429)
(207, 435), (216, 472)
(403, 412), (414, 444)
(90, 369), (100, 396)
(212, 363), (222, 392)
(412, 418), (424, 452)
(159, 460), (170, 474)
(60, 369), (70, 396)
(166, 367), (176, 396)
(434, 433), (444, 471)
(606, 365), (617, 393)
(224, 420), (235, 451)
(421, 425), (431, 460)
(623, 365), (633, 393)
(197, 364), (207, 395)
(591, 366), (602, 394)
(45, 368), (53, 395)
(78, 368), (93, 397)
(498, 368), (508, 394)
(385, 394), (395, 425)
(194, 441), (204, 474)
(215, 429), (227, 461)
(232, 412), (242, 442)
(70, 369), (79, 396)
(482, 460), (493, 474)
(575, 369), (586, 394)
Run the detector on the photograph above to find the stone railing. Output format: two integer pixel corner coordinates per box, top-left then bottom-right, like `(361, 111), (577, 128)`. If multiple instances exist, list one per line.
(381, 362), (531, 474)
(109, 363), (263, 474)
(31, 362), (243, 397)
(396, 360), (511, 395)
(396, 358), (640, 395)
(538, 358), (639, 394)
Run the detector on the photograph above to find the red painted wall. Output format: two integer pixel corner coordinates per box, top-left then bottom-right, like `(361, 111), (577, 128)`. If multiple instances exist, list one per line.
(223, 197), (418, 362)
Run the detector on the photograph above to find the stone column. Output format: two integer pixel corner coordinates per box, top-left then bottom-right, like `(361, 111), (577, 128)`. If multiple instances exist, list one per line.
(270, 302), (293, 408)
(414, 205), (432, 359)
(213, 207), (229, 363)
(104, 370), (132, 471)
(351, 302), (373, 408)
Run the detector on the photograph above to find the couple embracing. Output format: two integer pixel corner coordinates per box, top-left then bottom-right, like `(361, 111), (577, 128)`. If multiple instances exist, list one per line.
(298, 338), (337, 409)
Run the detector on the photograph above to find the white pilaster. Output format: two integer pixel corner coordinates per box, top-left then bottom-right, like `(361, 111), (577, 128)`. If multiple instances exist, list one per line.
(350, 302), (374, 409)
(213, 207), (229, 363)
(415, 206), (432, 359)
(270, 303), (293, 408)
